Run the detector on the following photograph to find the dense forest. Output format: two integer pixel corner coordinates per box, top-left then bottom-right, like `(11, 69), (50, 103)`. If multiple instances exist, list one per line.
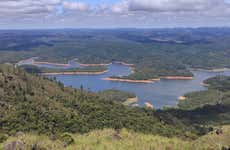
(0, 64), (194, 142)
(0, 28), (230, 80)
(98, 89), (136, 103)
(21, 65), (108, 74)
(159, 76), (230, 130)
(0, 64), (230, 149)
(178, 76), (230, 109)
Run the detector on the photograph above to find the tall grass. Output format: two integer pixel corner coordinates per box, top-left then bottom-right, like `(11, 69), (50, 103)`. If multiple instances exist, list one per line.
(2, 126), (230, 150)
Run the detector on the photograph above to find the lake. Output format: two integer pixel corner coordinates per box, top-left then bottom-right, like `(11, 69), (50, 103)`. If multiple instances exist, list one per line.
(44, 63), (230, 109)
(17, 58), (230, 108)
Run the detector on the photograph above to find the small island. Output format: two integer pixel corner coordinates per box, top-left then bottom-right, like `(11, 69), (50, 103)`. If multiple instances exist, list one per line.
(20, 65), (108, 75)
(17, 58), (196, 82)
(102, 77), (160, 83)
(102, 76), (193, 84)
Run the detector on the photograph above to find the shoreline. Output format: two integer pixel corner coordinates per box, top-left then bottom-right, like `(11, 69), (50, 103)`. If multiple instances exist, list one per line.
(102, 76), (193, 84)
(178, 96), (186, 101)
(18, 58), (133, 68)
(144, 102), (154, 109)
(40, 70), (109, 76)
(123, 97), (138, 106)
(161, 76), (194, 80)
(112, 61), (134, 67)
(33, 61), (70, 67)
(102, 77), (161, 84)
(17, 58), (230, 84)
(200, 82), (210, 87)
(17, 58), (230, 74)
(79, 61), (134, 67)
(191, 68), (230, 72)
(79, 63), (112, 67)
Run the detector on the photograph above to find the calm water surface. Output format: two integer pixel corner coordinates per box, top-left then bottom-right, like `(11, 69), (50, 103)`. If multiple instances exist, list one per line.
(45, 63), (230, 108)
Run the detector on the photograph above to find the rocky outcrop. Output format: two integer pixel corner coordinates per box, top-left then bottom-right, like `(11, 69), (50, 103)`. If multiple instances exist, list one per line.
(4, 141), (24, 150)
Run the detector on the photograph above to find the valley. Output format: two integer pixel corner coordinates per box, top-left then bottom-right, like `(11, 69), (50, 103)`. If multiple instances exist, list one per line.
(0, 28), (230, 149)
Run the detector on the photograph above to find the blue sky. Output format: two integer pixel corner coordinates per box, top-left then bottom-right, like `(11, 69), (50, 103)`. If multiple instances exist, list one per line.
(0, 0), (230, 29)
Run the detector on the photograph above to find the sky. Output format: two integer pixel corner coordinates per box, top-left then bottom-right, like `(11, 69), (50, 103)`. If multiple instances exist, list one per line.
(1, 0), (230, 29)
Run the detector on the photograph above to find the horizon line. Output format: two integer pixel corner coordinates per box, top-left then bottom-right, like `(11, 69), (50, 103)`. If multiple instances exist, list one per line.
(0, 26), (230, 30)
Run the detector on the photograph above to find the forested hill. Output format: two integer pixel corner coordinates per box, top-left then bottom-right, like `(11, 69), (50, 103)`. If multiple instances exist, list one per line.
(204, 76), (230, 92)
(0, 64), (195, 142)
(158, 75), (230, 131)
(178, 76), (230, 110)
(1, 28), (230, 80)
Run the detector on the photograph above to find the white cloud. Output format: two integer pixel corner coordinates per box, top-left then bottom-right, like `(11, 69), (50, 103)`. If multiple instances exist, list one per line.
(128, 0), (213, 12)
(0, 0), (230, 28)
(63, 1), (90, 11)
(0, 0), (62, 16)
(111, 1), (128, 13)
(112, 0), (228, 13)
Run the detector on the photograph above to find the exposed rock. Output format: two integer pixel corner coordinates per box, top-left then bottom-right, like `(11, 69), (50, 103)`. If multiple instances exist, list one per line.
(112, 129), (122, 140)
(6, 76), (14, 81)
(178, 96), (186, 101)
(4, 140), (24, 150)
(216, 128), (223, 135)
(144, 102), (154, 109)
(15, 132), (24, 137)
(221, 146), (230, 150)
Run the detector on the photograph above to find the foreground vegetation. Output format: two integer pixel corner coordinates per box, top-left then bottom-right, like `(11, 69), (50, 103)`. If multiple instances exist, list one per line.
(2, 126), (230, 150)
(98, 89), (136, 103)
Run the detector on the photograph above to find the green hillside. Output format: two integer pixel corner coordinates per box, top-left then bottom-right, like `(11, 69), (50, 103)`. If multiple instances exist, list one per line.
(1, 64), (230, 149)
(156, 76), (230, 132)
(178, 76), (230, 110)
(0, 64), (193, 142)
